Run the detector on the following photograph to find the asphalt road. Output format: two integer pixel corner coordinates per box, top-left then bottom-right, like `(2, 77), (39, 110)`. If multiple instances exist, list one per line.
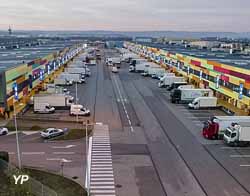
(2, 49), (250, 196)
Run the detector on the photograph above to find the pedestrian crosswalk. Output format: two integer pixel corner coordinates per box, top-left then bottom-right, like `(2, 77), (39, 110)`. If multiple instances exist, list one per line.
(90, 124), (116, 196)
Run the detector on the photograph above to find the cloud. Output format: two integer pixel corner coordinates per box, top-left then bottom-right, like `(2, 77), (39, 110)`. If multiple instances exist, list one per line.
(0, 0), (249, 31)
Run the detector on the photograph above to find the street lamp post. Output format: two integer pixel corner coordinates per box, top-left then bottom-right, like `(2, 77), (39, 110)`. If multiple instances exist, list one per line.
(75, 82), (78, 123)
(13, 100), (22, 169)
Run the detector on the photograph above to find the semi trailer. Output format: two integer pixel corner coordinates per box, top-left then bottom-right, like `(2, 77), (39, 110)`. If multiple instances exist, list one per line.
(158, 76), (185, 88)
(170, 88), (213, 103)
(203, 116), (250, 139)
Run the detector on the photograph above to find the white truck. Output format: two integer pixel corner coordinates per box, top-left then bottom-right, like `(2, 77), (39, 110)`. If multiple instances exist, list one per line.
(70, 104), (90, 116)
(111, 57), (121, 68)
(65, 67), (91, 77)
(224, 122), (250, 146)
(59, 73), (85, 83)
(122, 53), (138, 62)
(34, 94), (73, 109)
(167, 82), (190, 91)
(129, 58), (148, 72)
(158, 76), (185, 88)
(203, 116), (250, 139)
(141, 63), (161, 76)
(54, 78), (73, 86)
(34, 103), (55, 114)
(170, 88), (213, 103)
(188, 97), (218, 109)
(148, 67), (166, 79)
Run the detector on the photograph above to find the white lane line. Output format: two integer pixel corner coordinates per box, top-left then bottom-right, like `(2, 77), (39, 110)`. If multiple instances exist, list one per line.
(92, 165), (112, 167)
(90, 190), (115, 193)
(91, 186), (115, 189)
(221, 147), (250, 150)
(92, 159), (112, 161)
(230, 155), (250, 158)
(22, 152), (45, 155)
(53, 152), (75, 155)
(91, 171), (113, 174)
(240, 165), (250, 167)
(91, 174), (114, 177)
(91, 178), (114, 181)
(91, 168), (113, 171)
(92, 162), (112, 164)
(113, 75), (134, 132)
(91, 182), (114, 185)
(92, 153), (111, 156)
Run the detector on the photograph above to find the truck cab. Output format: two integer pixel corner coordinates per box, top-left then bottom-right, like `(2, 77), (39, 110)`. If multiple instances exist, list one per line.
(70, 104), (90, 116)
(202, 118), (219, 139)
(223, 123), (239, 145)
(224, 122), (250, 146)
(170, 89), (181, 103)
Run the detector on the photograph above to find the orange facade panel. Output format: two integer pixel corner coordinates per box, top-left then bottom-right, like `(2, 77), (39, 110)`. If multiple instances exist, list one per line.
(207, 60), (221, 68)
(16, 75), (26, 84)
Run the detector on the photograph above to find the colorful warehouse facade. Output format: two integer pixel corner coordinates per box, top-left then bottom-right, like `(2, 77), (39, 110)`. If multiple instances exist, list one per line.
(0, 43), (84, 114)
(125, 42), (250, 113)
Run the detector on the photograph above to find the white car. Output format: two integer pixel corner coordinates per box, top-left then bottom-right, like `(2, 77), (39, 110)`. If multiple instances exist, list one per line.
(112, 67), (118, 73)
(0, 128), (8, 136)
(40, 128), (64, 139)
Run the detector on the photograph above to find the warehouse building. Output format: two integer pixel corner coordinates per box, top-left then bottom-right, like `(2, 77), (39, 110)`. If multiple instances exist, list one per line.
(125, 42), (250, 115)
(0, 39), (84, 117)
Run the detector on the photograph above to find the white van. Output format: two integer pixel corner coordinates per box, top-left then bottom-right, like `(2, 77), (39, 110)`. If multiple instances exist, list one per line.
(70, 104), (90, 116)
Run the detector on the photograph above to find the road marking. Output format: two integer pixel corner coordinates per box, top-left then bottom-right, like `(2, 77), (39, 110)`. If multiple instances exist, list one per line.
(230, 155), (250, 158)
(46, 158), (72, 162)
(90, 124), (116, 196)
(22, 131), (39, 136)
(240, 165), (250, 167)
(22, 152), (45, 155)
(91, 182), (114, 185)
(53, 152), (75, 155)
(113, 75), (134, 132)
(221, 147), (250, 150)
(51, 145), (76, 149)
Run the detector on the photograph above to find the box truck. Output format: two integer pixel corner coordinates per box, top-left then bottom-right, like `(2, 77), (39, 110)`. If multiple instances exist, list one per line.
(158, 76), (185, 88)
(203, 116), (250, 139)
(59, 73), (85, 83)
(224, 122), (250, 146)
(148, 68), (165, 79)
(129, 58), (148, 72)
(188, 97), (218, 109)
(34, 103), (55, 114)
(54, 78), (73, 86)
(170, 88), (212, 103)
(167, 82), (189, 91)
(34, 94), (74, 109)
(65, 67), (91, 77)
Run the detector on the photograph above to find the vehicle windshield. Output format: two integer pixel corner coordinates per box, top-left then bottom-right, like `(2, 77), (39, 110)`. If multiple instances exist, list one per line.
(224, 129), (232, 137)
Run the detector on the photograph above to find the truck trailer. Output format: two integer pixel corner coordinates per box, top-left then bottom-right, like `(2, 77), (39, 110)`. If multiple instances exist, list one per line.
(59, 73), (85, 83)
(158, 76), (185, 88)
(203, 116), (250, 139)
(34, 94), (74, 109)
(188, 97), (218, 109)
(224, 122), (250, 146)
(65, 67), (91, 77)
(167, 81), (189, 91)
(170, 88), (213, 103)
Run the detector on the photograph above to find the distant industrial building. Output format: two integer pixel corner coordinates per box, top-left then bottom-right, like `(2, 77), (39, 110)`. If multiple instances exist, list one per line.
(134, 37), (153, 43)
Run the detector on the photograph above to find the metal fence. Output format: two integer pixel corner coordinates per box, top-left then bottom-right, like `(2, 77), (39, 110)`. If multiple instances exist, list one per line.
(0, 159), (57, 196)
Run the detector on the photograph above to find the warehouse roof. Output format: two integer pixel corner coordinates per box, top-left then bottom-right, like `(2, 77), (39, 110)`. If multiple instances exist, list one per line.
(0, 39), (79, 72)
(140, 43), (250, 69)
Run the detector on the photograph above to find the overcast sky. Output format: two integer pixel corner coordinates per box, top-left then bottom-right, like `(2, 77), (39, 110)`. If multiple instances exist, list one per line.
(0, 0), (249, 32)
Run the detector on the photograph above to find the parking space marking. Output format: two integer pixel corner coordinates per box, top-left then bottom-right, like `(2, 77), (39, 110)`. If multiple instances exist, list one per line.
(230, 155), (250, 158)
(240, 165), (250, 167)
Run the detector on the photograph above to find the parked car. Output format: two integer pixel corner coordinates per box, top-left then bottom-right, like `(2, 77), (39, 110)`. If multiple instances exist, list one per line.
(0, 127), (8, 136)
(40, 128), (64, 139)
